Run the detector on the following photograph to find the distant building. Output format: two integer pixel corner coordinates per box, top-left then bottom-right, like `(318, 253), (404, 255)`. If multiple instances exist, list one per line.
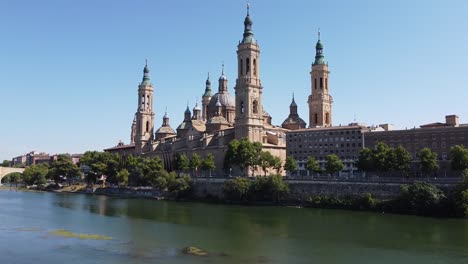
(11, 155), (27, 167)
(26, 151), (50, 166)
(286, 125), (369, 176)
(363, 115), (468, 177)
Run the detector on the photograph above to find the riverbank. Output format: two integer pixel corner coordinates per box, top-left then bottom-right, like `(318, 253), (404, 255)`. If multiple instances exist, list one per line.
(4, 177), (467, 219)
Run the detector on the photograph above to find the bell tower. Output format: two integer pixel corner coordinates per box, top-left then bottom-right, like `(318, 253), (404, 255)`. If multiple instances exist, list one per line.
(308, 31), (333, 127)
(135, 60), (155, 153)
(234, 3), (264, 142)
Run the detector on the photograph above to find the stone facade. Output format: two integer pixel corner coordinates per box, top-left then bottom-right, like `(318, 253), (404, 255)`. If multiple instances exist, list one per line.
(287, 125), (369, 175)
(105, 6), (288, 176)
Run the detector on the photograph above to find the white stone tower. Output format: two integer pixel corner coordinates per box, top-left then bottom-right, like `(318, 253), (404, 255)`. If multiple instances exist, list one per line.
(234, 4), (264, 142)
(135, 61), (155, 153)
(308, 31), (333, 128)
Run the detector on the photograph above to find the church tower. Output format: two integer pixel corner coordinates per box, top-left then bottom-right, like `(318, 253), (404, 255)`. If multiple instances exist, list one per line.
(135, 61), (155, 153)
(308, 32), (333, 127)
(234, 4), (264, 142)
(201, 73), (212, 121)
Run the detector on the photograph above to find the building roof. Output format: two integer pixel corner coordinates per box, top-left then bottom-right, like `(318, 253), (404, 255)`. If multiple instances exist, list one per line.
(104, 143), (135, 151)
(208, 92), (235, 108)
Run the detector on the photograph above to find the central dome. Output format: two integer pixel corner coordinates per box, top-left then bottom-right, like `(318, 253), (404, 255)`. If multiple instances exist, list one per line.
(208, 92), (235, 108)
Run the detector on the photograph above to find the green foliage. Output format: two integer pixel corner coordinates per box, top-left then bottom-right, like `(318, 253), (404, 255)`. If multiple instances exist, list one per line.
(284, 156), (298, 175)
(325, 154), (344, 175)
(225, 138), (263, 176)
(259, 151), (275, 176)
(391, 145), (413, 174)
(356, 143), (413, 174)
(190, 154), (202, 177)
(1, 160), (10, 167)
(49, 154), (80, 184)
(306, 156), (321, 175)
(450, 145), (468, 171)
(201, 154), (216, 177)
(463, 169), (468, 183)
(456, 189), (468, 217)
(174, 153), (190, 175)
(22, 164), (49, 185)
(399, 183), (446, 216)
(356, 148), (375, 172)
(271, 156), (282, 174)
(419, 148), (439, 175)
(116, 169), (129, 187)
(250, 174), (289, 203)
(223, 177), (251, 202)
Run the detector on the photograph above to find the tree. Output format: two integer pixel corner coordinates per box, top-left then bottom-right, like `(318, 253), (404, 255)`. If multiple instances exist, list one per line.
(224, 139), (240, 171)
(190, 154), (202, 177)
(400, 183), (445, 216)
(223, 177), (251, 202)
(419, 148), (439, 176)
(356, 148), (375, 172)
(80, 151), (108, 185)
(259, 151), (275, 176)
(284, 156), (298, 176)
(116, 169), (129, 187)
(391, 145), (413, 174)
(450, 145), (468, 171)
(49, 154), (79, 185)
(271, 156), (282, 174)
(373, 142), (393, 172)
(306, 156), (321, 176)
(201, 154), (216, 177)
(1, 160), (10, 167)
(174, 153), (190, 176)
(325, 154), (344, 176)
(236, 138), (262, 176)
(22, 164), (48, 185)
(3, 172), (22, 190)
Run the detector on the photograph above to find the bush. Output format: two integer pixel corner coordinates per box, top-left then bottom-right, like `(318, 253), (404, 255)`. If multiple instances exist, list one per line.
(399, 183), (445, 216)
(223, 177), (251, 202)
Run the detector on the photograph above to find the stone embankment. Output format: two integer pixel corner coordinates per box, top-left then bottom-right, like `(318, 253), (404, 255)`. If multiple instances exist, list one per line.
(191, 178), (457, 200)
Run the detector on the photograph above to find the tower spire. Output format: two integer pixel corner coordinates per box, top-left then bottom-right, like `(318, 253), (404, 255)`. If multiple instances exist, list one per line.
(241, 1), (256, 44)
(314, 31), (325, 65)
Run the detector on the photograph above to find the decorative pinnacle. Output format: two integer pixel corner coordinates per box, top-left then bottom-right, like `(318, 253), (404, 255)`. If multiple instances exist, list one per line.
(318, 28), (321, 40)
(247, 1), (250, 15)
(145, 58), (148, 67)
(221, 63), (225, 75)
(207, 72), (210, 80)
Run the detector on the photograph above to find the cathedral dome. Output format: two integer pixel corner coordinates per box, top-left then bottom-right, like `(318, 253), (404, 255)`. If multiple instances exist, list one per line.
(208, 92), (235, 108)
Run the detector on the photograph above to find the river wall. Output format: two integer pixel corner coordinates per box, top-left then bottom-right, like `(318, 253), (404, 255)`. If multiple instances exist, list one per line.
(191, 178), (457, 200)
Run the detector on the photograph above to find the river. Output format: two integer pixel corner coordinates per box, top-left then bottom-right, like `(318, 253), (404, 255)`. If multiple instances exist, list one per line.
(0, 190), (467, 264)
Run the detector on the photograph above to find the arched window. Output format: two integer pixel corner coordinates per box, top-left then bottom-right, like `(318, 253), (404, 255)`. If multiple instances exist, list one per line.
(325, 113), (330, 124)
(147, 95), (150, 107)
(325, 78), (328, 90)
(146, 121), (149, 132)
(320, 78), (323, 89)
(314, 78), (317, 90)
(240, 101), (244, 114)
(252, 100), (258, 114)
(253, 58), (257, 76)
(240, 59), (243, 76)
(246, 58), (250, 74)
(314, 113), (318, 124)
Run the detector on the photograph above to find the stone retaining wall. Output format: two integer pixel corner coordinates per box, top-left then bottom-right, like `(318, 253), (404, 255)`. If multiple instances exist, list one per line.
(192, 178), (457, 200)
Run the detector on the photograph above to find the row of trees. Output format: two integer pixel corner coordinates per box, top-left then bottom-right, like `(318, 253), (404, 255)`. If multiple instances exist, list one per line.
(356, 143), (468, 176)
(79, 151), (191, 197)
(284, 155), (345, 176)
(172, 153), (215, 177)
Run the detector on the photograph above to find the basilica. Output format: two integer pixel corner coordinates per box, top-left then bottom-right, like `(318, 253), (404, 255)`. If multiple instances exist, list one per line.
(105, 6), (333, 176)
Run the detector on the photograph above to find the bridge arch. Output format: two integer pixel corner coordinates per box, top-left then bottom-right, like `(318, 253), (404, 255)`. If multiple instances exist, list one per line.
(0, 167), (25, 184)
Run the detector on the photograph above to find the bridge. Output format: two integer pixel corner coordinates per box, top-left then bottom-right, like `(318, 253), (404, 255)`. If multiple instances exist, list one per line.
(0, 167), (25, 183)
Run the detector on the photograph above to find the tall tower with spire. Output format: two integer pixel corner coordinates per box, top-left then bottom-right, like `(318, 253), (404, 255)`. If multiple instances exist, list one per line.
(134, 61), (155, 153)
(201, 73), (212, 121)
(234, 3), (264, 142)
(308, 31), (333, 128)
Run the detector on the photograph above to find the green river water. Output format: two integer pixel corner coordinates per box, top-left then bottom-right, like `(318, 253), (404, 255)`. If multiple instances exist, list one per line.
(0, 190), (467, 264)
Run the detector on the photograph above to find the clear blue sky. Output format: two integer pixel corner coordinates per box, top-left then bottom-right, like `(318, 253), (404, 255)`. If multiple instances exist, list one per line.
(1, 0), (468, 161)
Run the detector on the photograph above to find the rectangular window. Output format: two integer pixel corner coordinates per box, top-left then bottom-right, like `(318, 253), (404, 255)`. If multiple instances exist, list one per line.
(320, 77), (323, 88)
